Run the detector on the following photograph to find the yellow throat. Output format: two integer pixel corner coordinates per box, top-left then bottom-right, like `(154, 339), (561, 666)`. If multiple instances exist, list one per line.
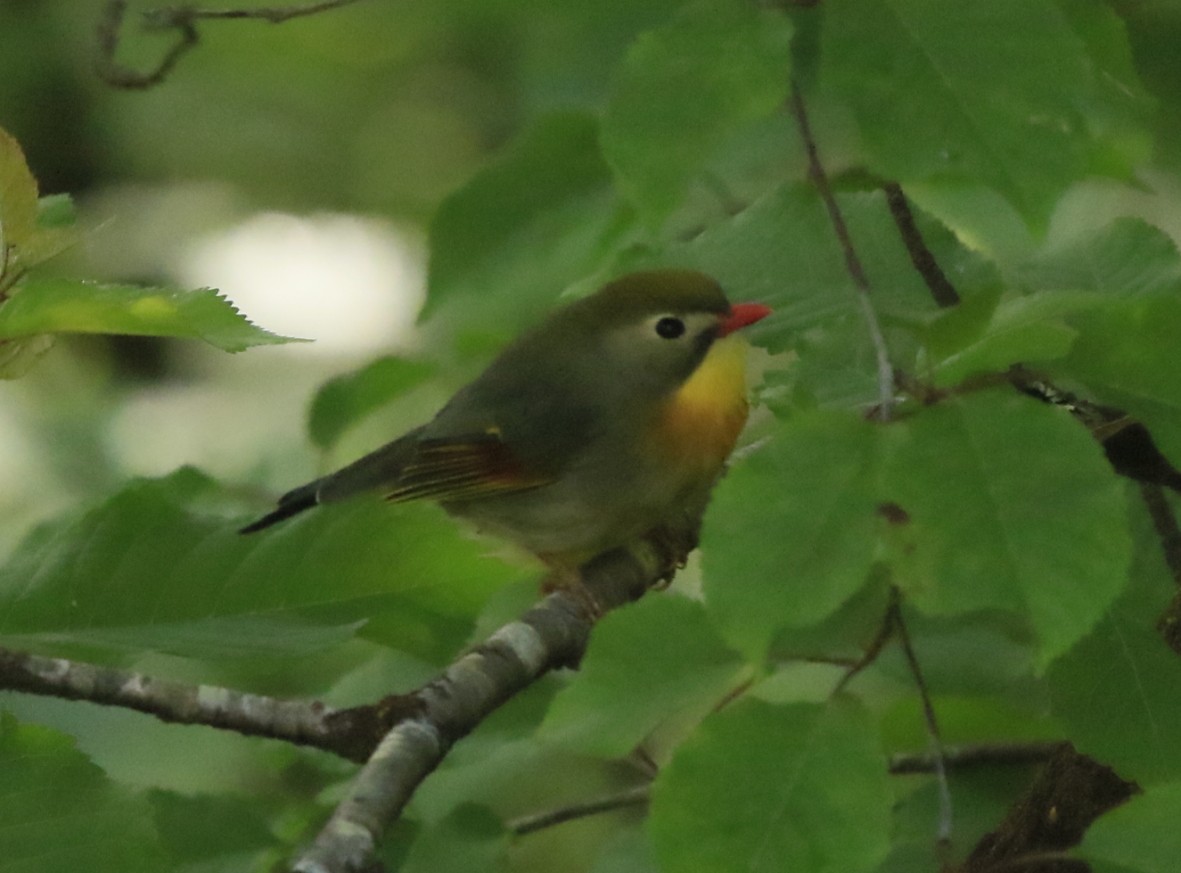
(652, 334), (751, 471)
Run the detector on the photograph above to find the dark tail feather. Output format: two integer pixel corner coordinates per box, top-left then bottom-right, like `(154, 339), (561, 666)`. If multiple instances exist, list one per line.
(239, 481), (321, 534)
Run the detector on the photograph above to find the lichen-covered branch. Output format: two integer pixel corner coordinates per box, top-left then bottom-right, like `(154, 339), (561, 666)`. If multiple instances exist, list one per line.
(0, 645), (355, 753)
(290, 537), (685, 873)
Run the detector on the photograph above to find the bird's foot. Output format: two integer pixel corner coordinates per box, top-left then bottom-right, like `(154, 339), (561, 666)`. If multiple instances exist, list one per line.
(542, 565), (604, 621)
(644, 523), (698, 589)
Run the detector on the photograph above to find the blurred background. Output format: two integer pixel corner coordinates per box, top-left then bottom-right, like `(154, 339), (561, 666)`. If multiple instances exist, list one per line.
(0, 0), (639, 548)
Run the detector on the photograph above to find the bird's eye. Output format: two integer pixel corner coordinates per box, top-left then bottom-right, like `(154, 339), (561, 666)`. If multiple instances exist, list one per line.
(654, 316), (686, 339)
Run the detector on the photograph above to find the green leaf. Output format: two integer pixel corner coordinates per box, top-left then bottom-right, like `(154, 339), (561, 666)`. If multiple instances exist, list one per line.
(0, 334), (54, 380)
(881, 391), (1132, 667)
(1050, 610), (1181, 787)
(0, 278), (298, 352)
(673, 185), (855, 345)
(0, 468), (520, 665)
(602, 0), (793, 225)
(35, 193), (75, 230)
(1055, 0), (1154, 174)
(0, 126), (39, 259)
(0, 713), (168, 872)
(149, 790), (277, 865)
(703, 411), (883, 659)
(1017, 218), (1181, 297)
(426, 112), (629, 333)
(649, 698), (891, 873)
(308, 356), (436, 451)
(590, 828), (660, 873)
(539, 595), (747, 757)
(665, 183), (998, 406)
(17, 195), (78, 271)
(822, 0), (1131, 225)
(397, 805), (508, 873)
(927, 291), (1100, 386)
(1048, 501), (1181, 786)
(0, 132), (77, 282)
(1060, 292), (1181, 469)
(1078, 782), (1181, 873)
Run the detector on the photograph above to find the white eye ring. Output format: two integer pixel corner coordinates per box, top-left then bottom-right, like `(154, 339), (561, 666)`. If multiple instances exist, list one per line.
(654, 315), (686, 339)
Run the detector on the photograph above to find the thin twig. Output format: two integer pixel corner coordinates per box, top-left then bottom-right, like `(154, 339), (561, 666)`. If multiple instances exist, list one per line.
(95, 0), (366, 89)
(889, 741), (1061, 775)
(144, 0), (367, 25)
(788, 80), (895, 420)
(96, 0), (198, 89)
(894, 595), (953, 845)
(509, 785), (651, 835)
(883, 182), (961, 308)
(833, 585), (899, 694)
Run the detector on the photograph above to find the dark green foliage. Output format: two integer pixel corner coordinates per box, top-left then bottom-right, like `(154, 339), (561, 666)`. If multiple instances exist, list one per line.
(2, 1), (1180, 871)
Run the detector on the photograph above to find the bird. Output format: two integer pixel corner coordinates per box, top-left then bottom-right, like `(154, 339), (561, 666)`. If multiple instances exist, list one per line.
(241, 269), (771, 573)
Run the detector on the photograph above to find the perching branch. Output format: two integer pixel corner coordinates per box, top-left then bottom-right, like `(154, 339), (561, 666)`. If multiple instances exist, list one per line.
(788, 80), (896, 420)
(0, 528), (687, 872)
(290, 534), (690, 873)
(95, 0), (367, 89)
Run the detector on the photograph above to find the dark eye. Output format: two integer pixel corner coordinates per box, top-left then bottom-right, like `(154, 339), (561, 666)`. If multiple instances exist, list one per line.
(655, 316), (685, 339)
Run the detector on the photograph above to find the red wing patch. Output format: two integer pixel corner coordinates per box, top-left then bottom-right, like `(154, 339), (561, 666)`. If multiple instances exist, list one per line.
(385, 432), (551, 503)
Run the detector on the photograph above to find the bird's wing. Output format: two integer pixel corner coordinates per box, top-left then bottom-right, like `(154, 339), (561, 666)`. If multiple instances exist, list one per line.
(383, 431), (553, 503)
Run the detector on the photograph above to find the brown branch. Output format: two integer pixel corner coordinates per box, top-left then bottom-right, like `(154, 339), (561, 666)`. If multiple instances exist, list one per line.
(788, 81), (895, 420)
(883, 182), (961, 308)
(958, 744), (1137, 873)
(95, 0), (366, 89)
